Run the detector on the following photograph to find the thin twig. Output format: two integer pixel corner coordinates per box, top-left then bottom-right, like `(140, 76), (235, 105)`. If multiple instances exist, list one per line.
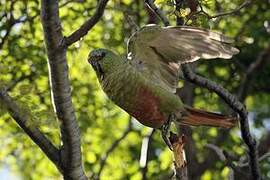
(0, 88), (62, 172)
(0, 0), (16, 50)
(206, 143), (241, 180)
(237, 46), (270, 101)
(65, 0), (110, 46)
(185, 0), (251, 24)
(95, 119), (133, 179)
(125, 14), (140, 31)
(59, 0), (84, 8)
(207, 0), (251, 19)
(144, 0), (170, 26)
(207, 143), (270, 173)
(205, 144), (226, 161)
(0, 1), (28, 49)
(6, 73), (36, 91)
(238, 152), (270, 168)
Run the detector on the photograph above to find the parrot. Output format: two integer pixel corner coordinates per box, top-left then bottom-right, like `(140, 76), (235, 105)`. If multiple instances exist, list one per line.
(88, 24), (239, 149)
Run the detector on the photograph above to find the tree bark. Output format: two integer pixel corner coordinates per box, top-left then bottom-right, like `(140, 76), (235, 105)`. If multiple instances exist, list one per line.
(40, 1), (87, 179)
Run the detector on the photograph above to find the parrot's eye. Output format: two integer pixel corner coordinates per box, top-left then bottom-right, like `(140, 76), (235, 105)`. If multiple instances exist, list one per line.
(91, 51), (106, 61)
(88, 51), (106, 64)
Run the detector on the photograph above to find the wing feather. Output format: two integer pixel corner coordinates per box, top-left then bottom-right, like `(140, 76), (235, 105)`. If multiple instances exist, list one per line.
(127, 24), (239, 92)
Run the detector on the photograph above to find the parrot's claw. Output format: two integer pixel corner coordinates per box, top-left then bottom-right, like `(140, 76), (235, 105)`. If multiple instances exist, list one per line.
(161, 114), (175, 151)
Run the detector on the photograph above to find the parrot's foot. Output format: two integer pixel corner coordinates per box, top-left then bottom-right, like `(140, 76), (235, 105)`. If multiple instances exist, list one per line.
(161, 114), (175, 151)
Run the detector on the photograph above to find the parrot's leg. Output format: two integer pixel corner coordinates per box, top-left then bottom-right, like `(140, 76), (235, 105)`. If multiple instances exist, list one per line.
(161, 114), (175, 150)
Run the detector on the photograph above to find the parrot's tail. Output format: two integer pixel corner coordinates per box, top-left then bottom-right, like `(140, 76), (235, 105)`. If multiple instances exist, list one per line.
(176, 106), (237, 128)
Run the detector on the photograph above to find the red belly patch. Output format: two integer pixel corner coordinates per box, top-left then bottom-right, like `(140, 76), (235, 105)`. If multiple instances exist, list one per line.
(131, 87), (166, 128)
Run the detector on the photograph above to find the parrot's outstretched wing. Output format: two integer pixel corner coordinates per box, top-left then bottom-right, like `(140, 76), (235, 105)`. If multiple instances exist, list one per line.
(127, 24), (239, 93)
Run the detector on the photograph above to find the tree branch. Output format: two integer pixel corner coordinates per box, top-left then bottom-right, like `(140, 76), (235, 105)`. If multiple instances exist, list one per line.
(237, 46), (270, 101)
(206, 143), (242, 179)
(144, 0), (170, 26)
(201, 0), (251, 19)
(185, 0), (251, 24)
(258, 131), (270, 156)
(0, 88), (62, 172)
(205, 144), (226, 161)
(145, 0), (261, 179)
(40, 1), (87, 179)
(206, 142), (270, 178)
(169, 133), (188, 180)
(59, 0), (84, 8)
(65, 0), (110, 46)
(94, 119), (132, 179)
(181, 64), (261, 180)
(0, 0), (16, 50)
(6, 73), (36, 91)
(238, 152), (270, 168)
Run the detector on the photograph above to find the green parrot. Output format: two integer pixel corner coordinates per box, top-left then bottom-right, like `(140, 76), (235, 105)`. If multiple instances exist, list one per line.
(88, 24), (239, 149)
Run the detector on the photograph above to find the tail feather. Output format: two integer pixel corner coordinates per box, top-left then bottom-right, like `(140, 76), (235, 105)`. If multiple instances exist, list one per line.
(177, 106), (237, 128)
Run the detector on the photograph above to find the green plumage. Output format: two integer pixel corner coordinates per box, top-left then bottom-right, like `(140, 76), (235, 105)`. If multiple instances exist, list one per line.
(88, 24), (239, 128)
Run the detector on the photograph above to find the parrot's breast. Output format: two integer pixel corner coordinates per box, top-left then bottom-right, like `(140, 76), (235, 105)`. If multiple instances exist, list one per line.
(100, 63), (181, 128)
(130, 86), (166, 128)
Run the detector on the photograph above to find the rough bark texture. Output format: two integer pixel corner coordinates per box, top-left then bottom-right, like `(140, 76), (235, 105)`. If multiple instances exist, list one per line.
(40, 1), (87, 179)
(170, 133), (188, 180)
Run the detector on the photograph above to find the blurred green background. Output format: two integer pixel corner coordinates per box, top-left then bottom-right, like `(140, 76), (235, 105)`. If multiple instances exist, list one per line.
(0, 0), (269, 179)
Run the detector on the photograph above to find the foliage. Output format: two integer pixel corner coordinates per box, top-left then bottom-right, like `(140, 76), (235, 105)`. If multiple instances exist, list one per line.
(0, 0), (269, 179)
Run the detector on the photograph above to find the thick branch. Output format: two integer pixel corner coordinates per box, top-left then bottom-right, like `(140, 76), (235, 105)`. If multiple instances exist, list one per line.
(181, 64), (261, 180)
(169, 133), (188, 180)
(40, 1), (86, 179)
(65, 0), (110, 46)
(0, 89), (62, 172)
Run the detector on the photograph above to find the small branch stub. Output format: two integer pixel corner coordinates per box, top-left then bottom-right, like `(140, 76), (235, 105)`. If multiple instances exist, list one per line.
(169, 132), (188, 180)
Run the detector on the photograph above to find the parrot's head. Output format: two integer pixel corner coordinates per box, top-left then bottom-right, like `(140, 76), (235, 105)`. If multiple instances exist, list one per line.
(88, 48), (120, 80)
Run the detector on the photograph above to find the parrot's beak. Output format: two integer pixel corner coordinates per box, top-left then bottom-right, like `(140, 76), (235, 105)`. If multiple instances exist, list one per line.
(89, 59), (105, 80)
(89, 59), (98, 71)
